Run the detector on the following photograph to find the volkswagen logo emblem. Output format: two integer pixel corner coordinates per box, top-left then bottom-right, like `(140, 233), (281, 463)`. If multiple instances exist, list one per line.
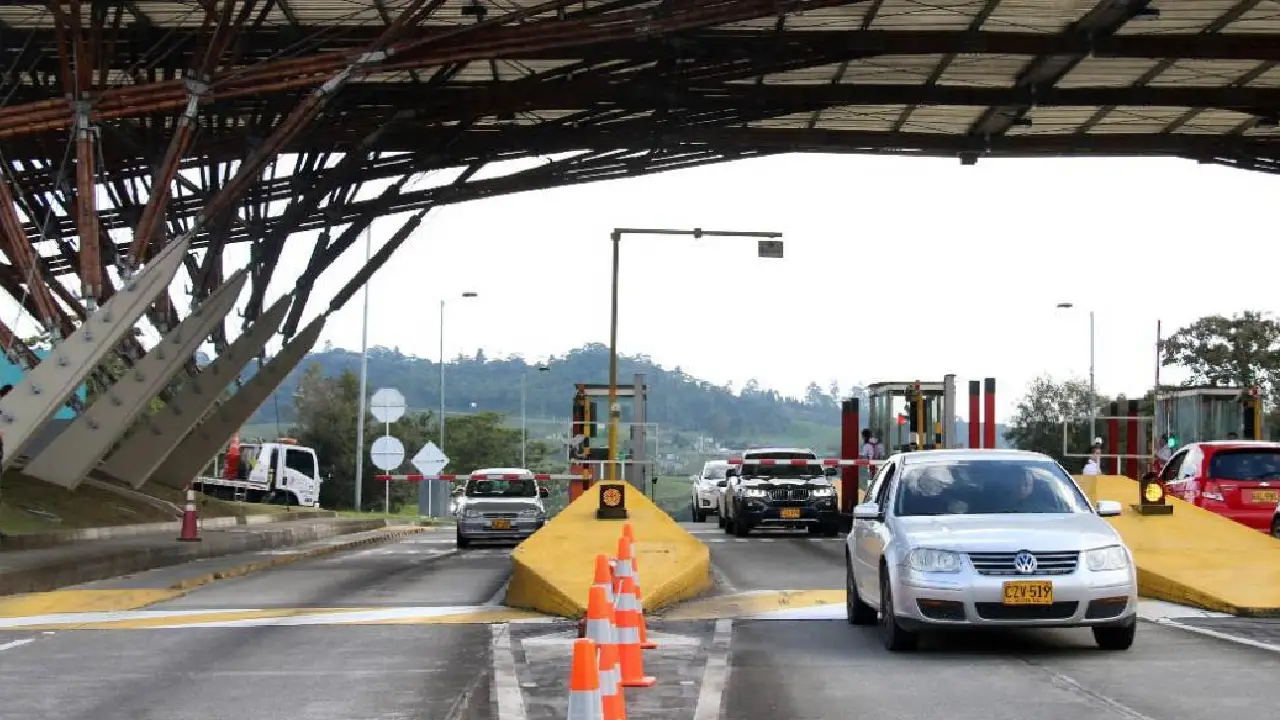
(1013, 550), (1038, 575)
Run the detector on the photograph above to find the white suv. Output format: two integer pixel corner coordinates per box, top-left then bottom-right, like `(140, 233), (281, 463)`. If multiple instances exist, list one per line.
(691, 460), (729, 522)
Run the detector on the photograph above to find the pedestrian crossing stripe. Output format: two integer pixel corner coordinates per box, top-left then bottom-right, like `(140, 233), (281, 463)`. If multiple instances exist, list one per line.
(0, 604), (559, 630)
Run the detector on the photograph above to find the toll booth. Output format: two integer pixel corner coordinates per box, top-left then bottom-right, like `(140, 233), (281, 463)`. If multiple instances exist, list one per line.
(1155, 385), (1265, 446)
(568, 375), (650, 501)
(866, 377), (958, 453)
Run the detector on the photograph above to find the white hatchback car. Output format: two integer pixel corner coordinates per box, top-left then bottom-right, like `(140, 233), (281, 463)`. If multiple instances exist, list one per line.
(845, 449), (1138, 652)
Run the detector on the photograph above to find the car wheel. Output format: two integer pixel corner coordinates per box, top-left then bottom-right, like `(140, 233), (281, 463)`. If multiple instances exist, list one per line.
(693, 507), (705, 523)
(733, 507), (750, 538)
(821, 524), (840, 538)
(723, 508), (735, 534)
(878, 570), (918, 651)
(1271, 516), (1280, 540)
(1092, 621), (1136, 651)
(456, 530), (471, 549)
(717, 512), (726, 529)
(845, 553), (877, 626)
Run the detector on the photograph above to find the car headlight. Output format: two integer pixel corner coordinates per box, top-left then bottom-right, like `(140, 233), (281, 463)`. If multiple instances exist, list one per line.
(809, 486), (835, 497)
(518, 508), (540, 518)
(1084, 545), (1130, 571)
(905, 548), (962, 573)
(742, 488), (768, 498)
(462, 507), (481, 519)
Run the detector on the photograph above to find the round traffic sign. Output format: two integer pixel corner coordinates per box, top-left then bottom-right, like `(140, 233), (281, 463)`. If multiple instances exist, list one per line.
(371, 435), (406, 471)
(370, 387), (406, 424)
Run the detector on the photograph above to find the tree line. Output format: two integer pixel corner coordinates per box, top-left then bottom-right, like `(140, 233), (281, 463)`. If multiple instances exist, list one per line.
(1005, 311), (1280, 465)
(289, 362), (554, 511)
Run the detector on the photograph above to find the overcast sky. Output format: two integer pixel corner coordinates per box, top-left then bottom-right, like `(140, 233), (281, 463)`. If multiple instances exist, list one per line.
(12, 152), (1278, 422)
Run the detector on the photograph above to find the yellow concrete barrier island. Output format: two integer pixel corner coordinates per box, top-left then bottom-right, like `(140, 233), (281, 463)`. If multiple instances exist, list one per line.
(505, 482), (713, 618)
(1083, 474), (1280, 616)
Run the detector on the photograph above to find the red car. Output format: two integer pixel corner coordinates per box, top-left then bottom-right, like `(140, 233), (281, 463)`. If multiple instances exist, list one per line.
(1159, 441), (1280, 534)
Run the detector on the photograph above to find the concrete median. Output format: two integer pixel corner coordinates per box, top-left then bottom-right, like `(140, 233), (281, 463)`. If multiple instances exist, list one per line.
(505, 482), (713, 618)
(0, 517), (401, 597)
(1082, 474), (1280, 616)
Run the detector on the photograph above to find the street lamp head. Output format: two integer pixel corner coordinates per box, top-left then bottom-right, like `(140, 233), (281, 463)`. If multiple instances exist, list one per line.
(538, 365), (550, 373)
(1056, 302), (1074, 309)
(461, 291), (478, 298)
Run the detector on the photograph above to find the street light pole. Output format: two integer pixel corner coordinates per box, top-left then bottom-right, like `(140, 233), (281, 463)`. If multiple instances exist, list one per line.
(354, 224), (372, 512)
(1057, 302), (1097, 441)
(432, 291), (477, 516)
(520, 372), (527, 467)
(606, 228), (783, 483)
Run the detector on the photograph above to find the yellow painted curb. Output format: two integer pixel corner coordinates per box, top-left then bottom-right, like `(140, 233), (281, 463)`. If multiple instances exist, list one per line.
(0, 526), (428, 618)
(1081, 475), (1280, 617)
(506, 483), (713, 618)
(659, 589), (845, 621)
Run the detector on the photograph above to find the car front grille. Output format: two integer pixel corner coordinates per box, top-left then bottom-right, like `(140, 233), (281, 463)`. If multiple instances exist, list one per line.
(767, 488), (811, 502)
(482, 512), (520, 519)
(966, 551), (1079, 576)
(975, 601), (1079, 620)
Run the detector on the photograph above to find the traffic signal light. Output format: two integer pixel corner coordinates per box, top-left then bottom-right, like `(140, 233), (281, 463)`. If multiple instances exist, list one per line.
(1167, 434), (1178, 449)
(896, 414), (906, 426)
(1135, 470), (1173, 516)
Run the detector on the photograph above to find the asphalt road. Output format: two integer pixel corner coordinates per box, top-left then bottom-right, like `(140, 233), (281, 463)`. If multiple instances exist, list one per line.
(2, 523), (1279, 720)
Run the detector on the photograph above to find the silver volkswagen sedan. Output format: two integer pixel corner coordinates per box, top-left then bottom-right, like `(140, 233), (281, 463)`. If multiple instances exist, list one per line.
(845, 449), (1137, 652)
(454, 468), (549, 548)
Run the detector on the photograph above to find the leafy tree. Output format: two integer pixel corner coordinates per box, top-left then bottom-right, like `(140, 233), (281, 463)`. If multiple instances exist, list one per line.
(1004, 376), (1096, 465)
(1161, 311), (1280, 400)
(288, 361), (552, 511)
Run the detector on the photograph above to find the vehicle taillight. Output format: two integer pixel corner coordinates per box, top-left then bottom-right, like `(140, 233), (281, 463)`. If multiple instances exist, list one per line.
(1201, 480), (1225, 503)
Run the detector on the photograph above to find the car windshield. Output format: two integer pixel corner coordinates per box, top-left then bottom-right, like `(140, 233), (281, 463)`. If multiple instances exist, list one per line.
(893, 458), (1091, 516)
(1208, 449), (1280, 481)
(742, 464), (823, 480)
(466, 479), (536, 497)
(704, 466), (727, 480)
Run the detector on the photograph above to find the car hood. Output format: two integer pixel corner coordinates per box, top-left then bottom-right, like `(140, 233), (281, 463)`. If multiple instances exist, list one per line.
(741, 477), (831, 487)
(894, 513), (1120, 552)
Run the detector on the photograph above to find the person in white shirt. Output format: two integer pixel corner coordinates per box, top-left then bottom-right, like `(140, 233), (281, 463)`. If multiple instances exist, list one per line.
(1082, 438), (1103, 475)
(1155, 435), (1173, 464)
(860, 428), (883, 459)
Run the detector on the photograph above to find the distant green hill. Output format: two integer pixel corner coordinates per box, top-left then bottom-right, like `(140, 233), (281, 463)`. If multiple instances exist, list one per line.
(246, 343), (1007, 454)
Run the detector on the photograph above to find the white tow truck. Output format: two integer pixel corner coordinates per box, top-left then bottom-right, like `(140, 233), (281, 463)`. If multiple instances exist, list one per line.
(194, 437), (324, 508)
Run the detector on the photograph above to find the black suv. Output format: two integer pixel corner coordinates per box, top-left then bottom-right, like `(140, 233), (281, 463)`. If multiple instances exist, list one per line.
(724, 459), (840, 537)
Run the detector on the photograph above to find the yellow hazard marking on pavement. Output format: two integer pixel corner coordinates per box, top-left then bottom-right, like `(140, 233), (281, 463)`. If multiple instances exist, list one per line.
(0, 589), (186, 618)
(659, 589), (846, 621)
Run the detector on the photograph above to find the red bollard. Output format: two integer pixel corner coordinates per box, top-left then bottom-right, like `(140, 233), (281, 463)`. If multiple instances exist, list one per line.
(178, 486), (201, 542)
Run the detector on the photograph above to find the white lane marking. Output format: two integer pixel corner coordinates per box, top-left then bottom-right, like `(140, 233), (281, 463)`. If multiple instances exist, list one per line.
(692, 619), (734, 720)
(1153, 617), (1280, 654)
(491, 623), (528, 720)
(1020, 659), (1159, 720)
(0, 639), (35, 652)
(1136, 599), (1230, 621)
(486, 578), (512, 607)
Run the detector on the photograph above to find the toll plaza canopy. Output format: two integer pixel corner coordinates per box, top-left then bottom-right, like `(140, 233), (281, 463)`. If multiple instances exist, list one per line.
(0, 0), (1278, 352)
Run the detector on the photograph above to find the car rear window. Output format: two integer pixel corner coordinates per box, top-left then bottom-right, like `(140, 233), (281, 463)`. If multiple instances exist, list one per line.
(1207, 449), (1280, 481)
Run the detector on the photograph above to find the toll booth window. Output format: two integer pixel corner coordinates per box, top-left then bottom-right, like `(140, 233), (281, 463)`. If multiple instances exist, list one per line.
(258, 448), (275, 476)
(237, 446), (260, 480)
(1207, 449), (1280, 481)
(285, 448), (316, 478)
(467, 479), (537, 497)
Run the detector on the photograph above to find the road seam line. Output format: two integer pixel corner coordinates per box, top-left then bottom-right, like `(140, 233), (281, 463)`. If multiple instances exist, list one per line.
(692, 618), (733, 720)
(491, 623), (528, 720)
(1019, 657), (1159, 720)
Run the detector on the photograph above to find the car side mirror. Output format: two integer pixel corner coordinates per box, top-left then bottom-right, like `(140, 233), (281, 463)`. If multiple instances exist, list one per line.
(853, 502), (881, 521)
(1096, 499), (1122, 517)
(726, 467), (740, 477)
(538, 487), (550, 498)
(824, 466), (838, 477)
(716, 480), (727, 488)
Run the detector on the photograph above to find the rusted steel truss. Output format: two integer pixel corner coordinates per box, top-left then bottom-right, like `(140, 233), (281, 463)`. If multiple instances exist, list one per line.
(0, 0), (1274, 399)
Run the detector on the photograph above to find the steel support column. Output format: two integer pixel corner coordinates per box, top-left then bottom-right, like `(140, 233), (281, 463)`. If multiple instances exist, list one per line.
(99, 294), (292, 488)
(23, 270), (249, 489)
(0, 236), (189, 471)
(148, 315), (326, 489)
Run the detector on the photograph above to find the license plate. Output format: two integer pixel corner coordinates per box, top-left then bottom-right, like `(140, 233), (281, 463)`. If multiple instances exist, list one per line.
(490, 519), (511, 530)
(1003, 580), (1053, 606)
(780, 507), (801, 519)
(1251, 490), (1280, 504)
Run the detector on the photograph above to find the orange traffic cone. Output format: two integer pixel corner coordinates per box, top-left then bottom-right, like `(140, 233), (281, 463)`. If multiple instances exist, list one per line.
(593, 553), (616, 608)
(177, 486), (201, 542)
(568, 638), (604, 720)
(616, 535), (657, 650)
(585, 584), (616, 647)
(599, 633), (627, 720)
(615, 575), (656, 688)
